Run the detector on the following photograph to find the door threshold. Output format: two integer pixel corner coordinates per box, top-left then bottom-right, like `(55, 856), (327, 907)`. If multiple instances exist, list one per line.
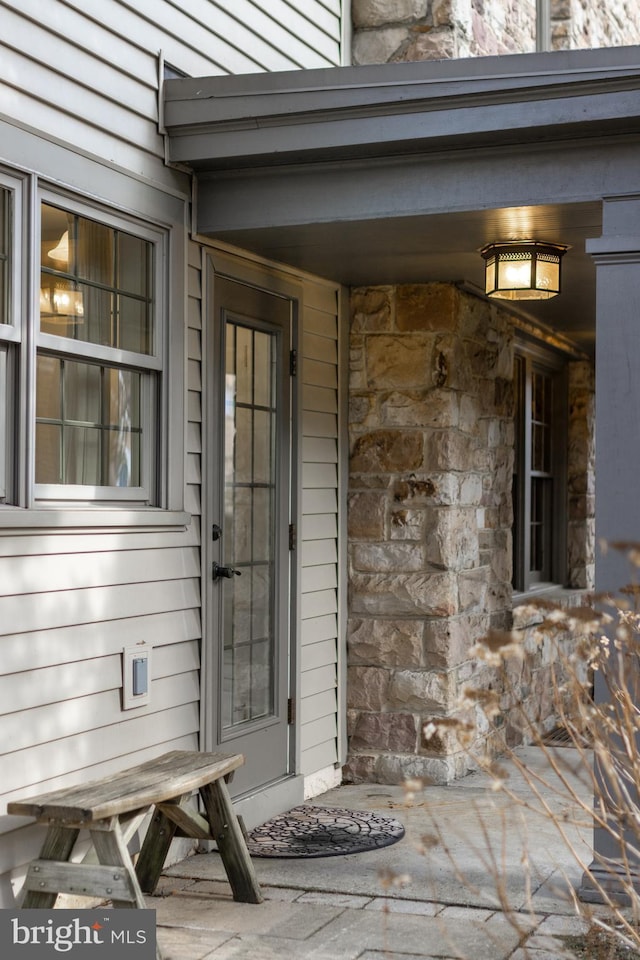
(232, 774), (304, 832)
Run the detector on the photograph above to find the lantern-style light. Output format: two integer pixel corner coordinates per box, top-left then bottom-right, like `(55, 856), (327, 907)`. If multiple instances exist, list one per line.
(480, 240), (568, 301)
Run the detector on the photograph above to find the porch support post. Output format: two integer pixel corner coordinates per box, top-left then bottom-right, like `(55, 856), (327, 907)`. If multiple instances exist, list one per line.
(580, 195), (640, 901)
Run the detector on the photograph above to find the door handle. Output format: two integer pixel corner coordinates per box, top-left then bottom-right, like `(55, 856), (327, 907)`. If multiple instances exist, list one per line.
(212, 562), (242, 581)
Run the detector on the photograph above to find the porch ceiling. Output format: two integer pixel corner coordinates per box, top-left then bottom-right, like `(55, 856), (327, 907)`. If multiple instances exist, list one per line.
(165, 45), (640, 355)
(199, 201), (602, 353)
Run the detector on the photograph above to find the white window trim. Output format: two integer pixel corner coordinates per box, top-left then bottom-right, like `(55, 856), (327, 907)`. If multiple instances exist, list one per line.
(0, 173), (188, 530)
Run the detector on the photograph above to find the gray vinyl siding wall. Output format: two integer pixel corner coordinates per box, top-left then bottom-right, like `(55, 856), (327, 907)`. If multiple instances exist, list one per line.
(0, 0), (345, 905)
(300, 285), (342, 776)
(0, 0), (344, 182)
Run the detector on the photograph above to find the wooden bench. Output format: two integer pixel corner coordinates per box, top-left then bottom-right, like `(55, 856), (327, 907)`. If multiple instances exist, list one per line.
(8, 750), (263, 913)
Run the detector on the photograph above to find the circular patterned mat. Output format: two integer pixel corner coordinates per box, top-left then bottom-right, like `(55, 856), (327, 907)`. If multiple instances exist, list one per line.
(246, 805), (405, 858)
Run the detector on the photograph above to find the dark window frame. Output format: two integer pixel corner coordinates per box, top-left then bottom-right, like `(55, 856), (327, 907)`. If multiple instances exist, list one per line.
(512, 338), (568, 594)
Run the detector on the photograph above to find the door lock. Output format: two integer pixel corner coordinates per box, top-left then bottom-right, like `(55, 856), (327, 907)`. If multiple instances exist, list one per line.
(212, 562), (242, 581)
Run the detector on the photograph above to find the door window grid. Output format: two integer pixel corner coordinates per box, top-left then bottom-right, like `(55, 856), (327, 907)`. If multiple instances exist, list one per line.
(223, 321), (277, 728)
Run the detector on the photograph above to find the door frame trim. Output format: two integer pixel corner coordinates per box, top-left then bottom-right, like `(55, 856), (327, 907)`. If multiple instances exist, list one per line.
(200, 248), (304, 787)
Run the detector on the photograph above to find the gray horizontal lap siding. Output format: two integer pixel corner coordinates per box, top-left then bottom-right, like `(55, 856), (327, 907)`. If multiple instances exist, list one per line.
(0, 0), (342, 178)
(0, 0), (344, 904)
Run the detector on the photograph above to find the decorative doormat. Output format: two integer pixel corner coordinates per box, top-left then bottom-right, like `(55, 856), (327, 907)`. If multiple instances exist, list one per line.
(245, 805), (405, 858)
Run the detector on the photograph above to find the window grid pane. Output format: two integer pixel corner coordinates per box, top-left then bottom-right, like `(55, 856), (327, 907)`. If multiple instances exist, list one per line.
(40, 203), (153, 355)
(513, 353), (563, 591)
(35, 356), (144, 487)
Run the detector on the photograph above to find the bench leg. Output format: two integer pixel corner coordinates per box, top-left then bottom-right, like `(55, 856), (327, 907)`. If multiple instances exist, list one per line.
(199, 780), (263, 904)
(90, 824), (162, 960)
(22, 825), (79, 909)
(136, 807), (178, 894)
(90, 822), (147, 910)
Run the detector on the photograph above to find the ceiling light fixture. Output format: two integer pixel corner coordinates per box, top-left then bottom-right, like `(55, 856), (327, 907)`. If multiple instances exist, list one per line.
(480, 240), (568, 301)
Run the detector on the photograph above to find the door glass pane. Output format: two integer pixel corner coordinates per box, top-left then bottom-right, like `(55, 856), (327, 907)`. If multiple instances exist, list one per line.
(254, 330), (271, 406)
(235, 324), (252, 404)
(222, 320), (277, 729)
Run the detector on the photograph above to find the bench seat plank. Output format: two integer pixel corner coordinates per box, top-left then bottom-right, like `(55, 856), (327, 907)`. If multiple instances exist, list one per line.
(7, 751), (243, 823)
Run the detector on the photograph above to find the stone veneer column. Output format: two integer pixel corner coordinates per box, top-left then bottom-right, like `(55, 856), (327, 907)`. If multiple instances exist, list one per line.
(345, 283), (514, 784)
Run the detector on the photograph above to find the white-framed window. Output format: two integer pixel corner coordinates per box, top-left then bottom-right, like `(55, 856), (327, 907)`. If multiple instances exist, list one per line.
(512, 341), (568, 593)
(36, 198), (161, 503)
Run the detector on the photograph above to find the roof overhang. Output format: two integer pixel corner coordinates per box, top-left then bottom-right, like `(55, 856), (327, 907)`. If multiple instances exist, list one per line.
(165, 45), (640, 170)
(164, 45), (640, 352)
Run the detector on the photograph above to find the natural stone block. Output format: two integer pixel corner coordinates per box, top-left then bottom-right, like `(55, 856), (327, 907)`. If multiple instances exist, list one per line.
(348, 491), (385, 540)
(349, 712), (417, 752)
(459, 474), (483, 505)
(381, 388), (458, 428)
(347, 666), (391, 711)
(348, 618), (425, 667)
(342, 755), (377, 783)
(425, 430), (475, 471)
(366, 334), (433, 388)
(351, 287), (393, 332)
(393, 28), (456, 61)
(352, 27), (410, 64)
(376, 753), (457, 785)
(352, 0), (428, 29)
(420, 717), (463, 755)
(458, 394), (482, 435)
(350, 571), (458, 617)
(392, 473), (458, 505)
(458, 568), (489, 613)
(456, 291), (495, 339)
(390, 508), (426, 540)
(423, 614), (487, 668)
(388, 669), (452, 712)
(351, 541), (425, 573)
(424, 506), (479, 571)
(350, 473), (394, 490)
(350, 430), (424, 473)
(349, 394), (374, 426)
(395, 284), (458, 332)
(432, 0), (459, 28)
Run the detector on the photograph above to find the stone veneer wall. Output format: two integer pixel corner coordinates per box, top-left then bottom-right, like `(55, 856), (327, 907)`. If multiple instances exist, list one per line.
(351, 0), (640, 64)
(345, 283), (595, 784)
(346, 284), (514, 783)
(551, 0), (640, 51)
